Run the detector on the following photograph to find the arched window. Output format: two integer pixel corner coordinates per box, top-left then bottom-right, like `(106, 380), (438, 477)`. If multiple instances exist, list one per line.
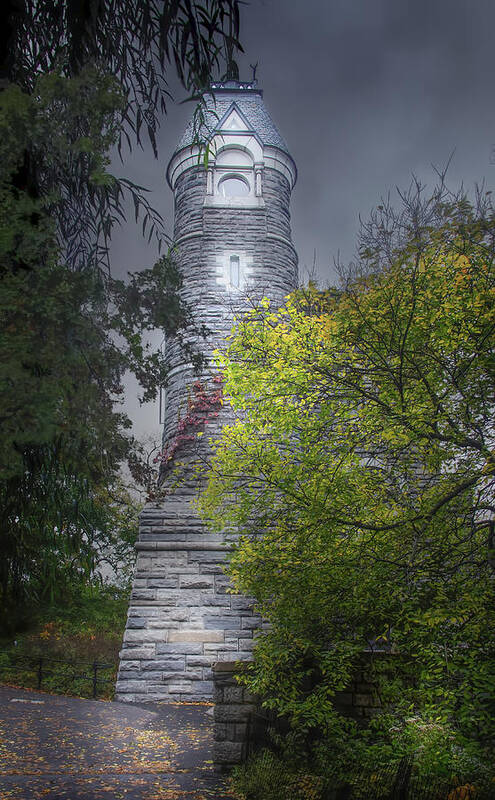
(205, 138), (263, 206)
(216, 148), (253, 168)
(218, 175), (250, 198)
(230, 255), (240, 288)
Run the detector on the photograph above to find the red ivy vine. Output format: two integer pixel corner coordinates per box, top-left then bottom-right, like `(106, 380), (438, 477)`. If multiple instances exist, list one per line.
(155, 374), (224, 469)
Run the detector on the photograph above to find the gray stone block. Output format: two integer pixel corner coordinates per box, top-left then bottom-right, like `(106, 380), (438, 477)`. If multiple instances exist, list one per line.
(224, 686), (244, 703)
(129, 607), (161, 617)
(137, 671), (162, 680)
(155, 591), (181, 604)
(179, 591), (213, 607)
(193, 550), (229, 563)
(241, 616), (260, 629)
(213, 722), (231, 742)
(214, 703), (254, 723)
(234, 722), (249, 742)
(205, 616), (239, 629)
(213, 741), (244, 764)
(201, 563), (229, 574)
(200, 594), (231, 607)
(186, 656), (212, 667)
(160, 671), (188, 681)
(230, 597), (255, 611)
(116, 669), (141, 679)
(115, 680), (146, 693)
(148, 578), (179, 588)
(123, 629), (168, 643)
(169, 630), (223, 643)
(187, 680), (213, 694)
(143, 660), (184, 671)
(131, 589), (156, 600)
(119, 646), (155, 659)
(204, 642), (237, 653)
(143, 693), (171, 702)
(146, 619), (179, 630)
(168, 610), (190, 621)
(156, 643), (203, 655)
(165, 564), (198, 575)
(167, 683), (194, 693)
(180, 576), (214, 589)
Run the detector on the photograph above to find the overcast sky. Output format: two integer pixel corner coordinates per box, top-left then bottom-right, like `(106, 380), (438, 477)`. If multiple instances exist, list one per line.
(111, 0), (495, 442)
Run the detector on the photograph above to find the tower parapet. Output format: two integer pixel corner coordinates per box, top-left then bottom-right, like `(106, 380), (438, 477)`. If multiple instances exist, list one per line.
(116, 80), (298, 703)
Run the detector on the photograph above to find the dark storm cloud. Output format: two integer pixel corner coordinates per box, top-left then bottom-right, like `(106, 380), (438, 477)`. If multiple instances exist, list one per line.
(111, 0), (495, 435)
(233, 0), (495, 278)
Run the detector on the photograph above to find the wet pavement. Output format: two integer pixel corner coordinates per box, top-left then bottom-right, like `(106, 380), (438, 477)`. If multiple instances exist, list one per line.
(0, 685), (234, 799)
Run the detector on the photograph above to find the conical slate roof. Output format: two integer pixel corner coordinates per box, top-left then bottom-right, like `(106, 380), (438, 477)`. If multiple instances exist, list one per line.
(175, 80), (289, 155)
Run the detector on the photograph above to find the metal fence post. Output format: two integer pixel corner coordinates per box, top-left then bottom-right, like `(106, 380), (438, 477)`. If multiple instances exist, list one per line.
(92, 661), (98, 698)
(37, 657), (43, 691)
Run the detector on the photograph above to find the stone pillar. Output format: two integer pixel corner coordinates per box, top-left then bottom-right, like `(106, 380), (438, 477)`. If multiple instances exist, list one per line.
(212, 661), (257, 772)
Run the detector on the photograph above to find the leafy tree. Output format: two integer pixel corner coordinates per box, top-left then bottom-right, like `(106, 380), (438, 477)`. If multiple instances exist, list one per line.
(199, 179), (495, 772)
(0, 70), (163, 616)
(1, 0), (241, 268)
(0, 2), (242, 619)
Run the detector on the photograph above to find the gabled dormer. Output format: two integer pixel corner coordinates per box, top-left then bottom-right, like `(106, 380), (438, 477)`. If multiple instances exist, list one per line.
(166, 81), (297, 204)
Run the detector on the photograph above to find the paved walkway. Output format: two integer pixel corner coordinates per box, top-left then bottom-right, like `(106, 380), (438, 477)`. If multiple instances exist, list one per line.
(0, 685), (234, 800)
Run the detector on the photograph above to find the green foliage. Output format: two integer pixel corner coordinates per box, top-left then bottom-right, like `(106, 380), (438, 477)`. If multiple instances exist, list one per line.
(231, 720), (493, 800)
(0, 69), (184, 616)
(200, 181), (495, 779)
(231, 748), (323, 800)
(0, 583), (128, 698)
(0, 0), (243, 627)
(0, 450), (139, 627)
(0, 67), (133, 271)
(9, 1), (242, 144)
(4, 1), (243, 270)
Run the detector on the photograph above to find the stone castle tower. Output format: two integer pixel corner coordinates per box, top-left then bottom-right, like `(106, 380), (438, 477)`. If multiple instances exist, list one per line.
(116, 79), (298, 703)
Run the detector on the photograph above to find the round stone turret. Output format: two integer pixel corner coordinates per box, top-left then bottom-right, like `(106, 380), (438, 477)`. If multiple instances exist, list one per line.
(162, 79), (298, 454)
(116, 80), (298, 704)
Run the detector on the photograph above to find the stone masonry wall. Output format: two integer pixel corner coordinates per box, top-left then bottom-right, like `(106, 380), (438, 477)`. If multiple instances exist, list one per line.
(115, 501), (260, 703)
(162, 164), (298, 450)
(213, 661), (257, 771)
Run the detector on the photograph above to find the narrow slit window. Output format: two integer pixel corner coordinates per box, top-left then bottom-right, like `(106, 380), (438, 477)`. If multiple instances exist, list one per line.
(230, 255), (240, 288)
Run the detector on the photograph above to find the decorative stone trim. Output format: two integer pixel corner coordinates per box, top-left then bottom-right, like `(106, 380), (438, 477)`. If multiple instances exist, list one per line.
(135, 542), (234, 552)
(203, 194), (266, 210)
